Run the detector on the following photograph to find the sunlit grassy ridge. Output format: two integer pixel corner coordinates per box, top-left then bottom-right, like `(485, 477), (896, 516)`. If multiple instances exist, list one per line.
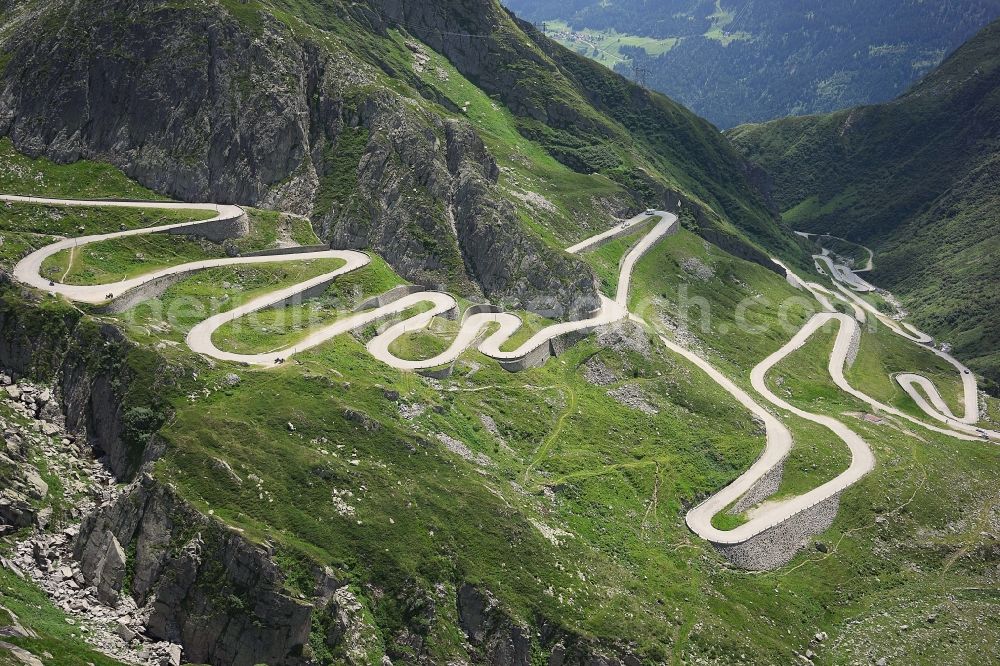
(542, 19), (678, 69)
(34, 206), (319, 286)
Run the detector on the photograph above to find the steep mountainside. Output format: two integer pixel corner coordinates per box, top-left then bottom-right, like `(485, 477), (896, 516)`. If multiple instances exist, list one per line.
(3, 2), (999, 666)
(0, 0), (793, 316)
(504, 0), (1000, 127)
(728, 19), (1000, 392)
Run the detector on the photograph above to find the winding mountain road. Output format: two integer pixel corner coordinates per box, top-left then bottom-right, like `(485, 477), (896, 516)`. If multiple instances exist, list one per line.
(6, 194), (994, 556)
(803, 235), (993, 440)
(7, 194), (675, 371)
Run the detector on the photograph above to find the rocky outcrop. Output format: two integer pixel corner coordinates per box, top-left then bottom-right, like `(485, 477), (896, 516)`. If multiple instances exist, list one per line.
(0, 0), (311, 206)
(456, 584), (649, 666)
(323, 92), (600, 313)
(0, 286), (161, 479)
(443, 121), (599, 316)
(457, 583), (532, 666)
(0, 0), (600, 314)
(74, 477), (315, 666)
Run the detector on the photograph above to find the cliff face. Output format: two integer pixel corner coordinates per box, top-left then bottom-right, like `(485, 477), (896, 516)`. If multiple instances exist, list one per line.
(75, 477), (316, 666)
(0, 282), (157, 479)
(0, 0), (600, 313)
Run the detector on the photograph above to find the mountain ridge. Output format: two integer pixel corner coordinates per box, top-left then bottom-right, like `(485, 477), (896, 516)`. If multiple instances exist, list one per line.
(728, 18), (1000, 391)
(0, 0), (796, 289)
(503, 0), (1000, 128)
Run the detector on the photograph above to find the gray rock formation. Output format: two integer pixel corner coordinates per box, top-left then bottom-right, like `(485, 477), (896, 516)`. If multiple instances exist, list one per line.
(74, 477), (314, 666)
(457, 583), (532, 666)
(0, 290), (153, 479)
(0, 0), (599, 314)
(729, 455), (786, 515)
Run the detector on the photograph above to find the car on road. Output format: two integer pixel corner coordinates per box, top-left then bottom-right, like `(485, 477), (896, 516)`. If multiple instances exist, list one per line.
(645, 208), (655, 215)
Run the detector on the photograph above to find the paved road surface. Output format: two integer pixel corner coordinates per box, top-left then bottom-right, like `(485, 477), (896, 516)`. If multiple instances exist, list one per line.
(9, 194), (993, 553)
(8, 195), (675, 371)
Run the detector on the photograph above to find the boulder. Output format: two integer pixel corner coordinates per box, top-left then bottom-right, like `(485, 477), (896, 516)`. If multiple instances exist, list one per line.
(0, 490), (35, 528)
(80, 532), (128, 606)
(22, 468), (48, 500)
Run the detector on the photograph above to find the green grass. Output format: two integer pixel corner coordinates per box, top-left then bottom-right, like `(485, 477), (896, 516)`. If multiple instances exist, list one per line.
(762, 320), (855, 499)
(0, 138), (164, 199)
(0, 567), (128, 665)
(152, 325), (780, 662)
(710, 511), (747, 531)
(118, 260), (351, 344)
(207, 255), (403, 355)
(149, 289), (1000, 664)
(498, 311), (559, 352)
(36, 207), (320, 285)
(542, 19), (678, 69)
(581, 220), (654, 296)
(630, 228), (815, 378)
(385, 317), (460, 361)
(0, 196), (215, 273)
(0, 201), (213, 238)
(847, 322), (968, 421)
(41, 233), (226, 285)
(233, 207), (322, 251)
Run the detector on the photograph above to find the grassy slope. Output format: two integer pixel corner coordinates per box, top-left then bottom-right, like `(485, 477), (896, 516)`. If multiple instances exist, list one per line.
(34, 207), (305, 285)
(210, 255), (403, 355)
(144, 232), (999, 663)
(727, 19), (1000, 391)
(0, 15), (996, 666)
(0, 138), (190, 269)
(6, 186), (997, 662)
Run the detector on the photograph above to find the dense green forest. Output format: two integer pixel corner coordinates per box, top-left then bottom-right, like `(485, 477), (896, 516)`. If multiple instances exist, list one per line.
(504, 0), (1000, 127)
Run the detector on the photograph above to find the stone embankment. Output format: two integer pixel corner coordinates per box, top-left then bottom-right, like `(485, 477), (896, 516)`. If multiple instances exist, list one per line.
(0, 372), (185, 665)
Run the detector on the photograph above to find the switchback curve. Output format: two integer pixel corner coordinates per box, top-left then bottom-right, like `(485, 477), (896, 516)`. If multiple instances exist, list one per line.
(6, 194), (676, 371)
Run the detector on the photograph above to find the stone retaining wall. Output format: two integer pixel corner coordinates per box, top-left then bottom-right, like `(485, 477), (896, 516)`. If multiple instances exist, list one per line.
(462, 303), (503, 322)
(355, 285), (426, 310)
(573, 215), (658, 255)
(845, 323), (861, 369)
(241, 244), (329, 257)
(153, 212), (248, 243)
(729, 455), (787, 515)
(96, 270), (198, 315)
(714, 493), (842, 570)
(266, 274), (344, 311)
(497, 341), (552, 373)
